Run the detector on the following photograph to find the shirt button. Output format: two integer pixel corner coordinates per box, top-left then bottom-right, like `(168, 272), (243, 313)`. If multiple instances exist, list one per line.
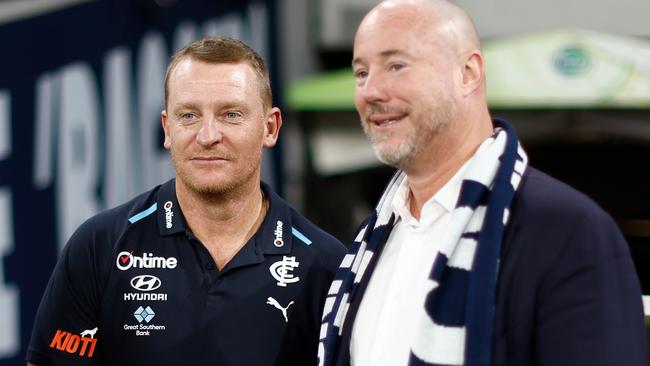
(205, 262), (215, 270)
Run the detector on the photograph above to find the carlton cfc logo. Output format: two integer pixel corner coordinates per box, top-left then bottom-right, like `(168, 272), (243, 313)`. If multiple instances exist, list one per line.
(269, 256), (300, 287)
(116, 252), (178, 271)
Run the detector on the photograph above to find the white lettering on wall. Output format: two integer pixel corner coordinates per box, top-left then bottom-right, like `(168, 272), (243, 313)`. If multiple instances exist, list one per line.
(247, 3), (273, 184)
(203, 13), (243, 39)
(33, 74), (57, 189)
(104, 48), (140, 207)
(57, 63), (101, 250)
(172, 21), (198, 53)
(137, 32), (174, 190)
(248, 3), (269, 62)
(0, 190), (18, 358)
(0, 91), (10, 161)
(0, 91), (19, 358)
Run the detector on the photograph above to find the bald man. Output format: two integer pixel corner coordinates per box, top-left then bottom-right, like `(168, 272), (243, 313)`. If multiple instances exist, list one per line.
(318, 1), (646, 366)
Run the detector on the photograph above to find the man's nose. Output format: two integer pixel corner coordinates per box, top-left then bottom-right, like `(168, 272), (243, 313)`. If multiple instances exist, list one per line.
(357, 71), (390, 104)
(195, 118), (223, 146)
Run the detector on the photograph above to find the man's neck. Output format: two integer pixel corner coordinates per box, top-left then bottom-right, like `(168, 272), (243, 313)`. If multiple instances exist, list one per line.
(405, 117), (493, 219)
(175, 178), (266, 269)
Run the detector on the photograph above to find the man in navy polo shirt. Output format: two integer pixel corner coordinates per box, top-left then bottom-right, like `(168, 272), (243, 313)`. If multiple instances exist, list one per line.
(27, 36), (346, 366)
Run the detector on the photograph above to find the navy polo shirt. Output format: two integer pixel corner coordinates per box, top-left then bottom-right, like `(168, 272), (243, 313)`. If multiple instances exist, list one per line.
(27, 179), (346, 366)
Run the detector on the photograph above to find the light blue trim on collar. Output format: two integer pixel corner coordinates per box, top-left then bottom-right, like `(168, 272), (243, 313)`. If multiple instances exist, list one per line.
(291, 227), (312, 245)
(128, 203), (157, 224)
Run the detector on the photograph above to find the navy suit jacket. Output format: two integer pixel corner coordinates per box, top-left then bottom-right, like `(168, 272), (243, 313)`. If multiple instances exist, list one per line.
(493, 167), (646, 365)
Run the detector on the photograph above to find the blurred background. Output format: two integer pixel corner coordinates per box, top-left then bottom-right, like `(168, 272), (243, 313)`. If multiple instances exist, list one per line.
(0, 0), (649, 364)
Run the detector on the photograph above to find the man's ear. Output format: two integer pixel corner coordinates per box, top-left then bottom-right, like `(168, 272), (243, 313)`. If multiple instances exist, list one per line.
(263, 107), (282, 148)
(161, 110), (171, 149)
(461, 50), (484, 96)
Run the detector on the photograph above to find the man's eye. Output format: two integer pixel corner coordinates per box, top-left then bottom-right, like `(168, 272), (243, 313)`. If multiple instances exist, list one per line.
(354, 69), (368, 79)
(181, 113), (196, 120)
(390, 63), (405, 71)
(225, 111), (241, 120)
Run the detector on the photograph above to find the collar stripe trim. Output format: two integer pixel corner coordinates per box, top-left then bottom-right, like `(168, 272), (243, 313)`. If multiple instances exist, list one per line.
(292, 227), (312, 245)
(128, 203), (157, 224)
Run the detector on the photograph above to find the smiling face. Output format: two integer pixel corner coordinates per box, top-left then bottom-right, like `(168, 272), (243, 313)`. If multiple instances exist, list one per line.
(161, 58), (280, 197)
(352, 1), (462, 169)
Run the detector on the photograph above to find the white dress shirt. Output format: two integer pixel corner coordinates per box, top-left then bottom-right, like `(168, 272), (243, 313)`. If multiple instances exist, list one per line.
(350, 162), (469, 366)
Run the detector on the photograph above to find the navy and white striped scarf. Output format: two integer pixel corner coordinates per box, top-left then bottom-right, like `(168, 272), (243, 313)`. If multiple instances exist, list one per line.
(318, 119), (528, 366)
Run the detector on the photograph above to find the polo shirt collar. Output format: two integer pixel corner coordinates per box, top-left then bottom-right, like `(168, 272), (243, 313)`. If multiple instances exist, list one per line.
(221, 183), (293, 272)
(157, 179), (187, 236)
(256, 182), (294, 255)
(391, 158), (471, 226)
(156, 180), (294, 255)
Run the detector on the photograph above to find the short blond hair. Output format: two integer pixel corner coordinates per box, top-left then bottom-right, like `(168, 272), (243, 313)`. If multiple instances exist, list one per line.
(164, 36), (272, 110)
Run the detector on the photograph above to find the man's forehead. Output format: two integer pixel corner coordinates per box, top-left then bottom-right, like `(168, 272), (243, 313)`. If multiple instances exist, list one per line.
(352, 48), (414, 66)
(174, 58), (248, 75)
(170, 60), (254, 88)
(353, 18), (434, 63)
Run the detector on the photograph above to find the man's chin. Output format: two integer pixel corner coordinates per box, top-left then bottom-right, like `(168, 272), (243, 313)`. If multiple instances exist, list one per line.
(374, 147), (412, 169)
(375, 150), (409, 168)
(180, 178), (237, 197)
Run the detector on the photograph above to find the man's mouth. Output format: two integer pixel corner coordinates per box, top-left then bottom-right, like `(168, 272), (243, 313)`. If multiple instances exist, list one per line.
(193, 156), (223, 160)
(368, 113), (407, 127)
(191, 155), (229, 162)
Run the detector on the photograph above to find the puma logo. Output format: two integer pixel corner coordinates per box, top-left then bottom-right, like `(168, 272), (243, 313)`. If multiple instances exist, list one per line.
(266, 297), (294, 322)
(80, 327), (98, 339)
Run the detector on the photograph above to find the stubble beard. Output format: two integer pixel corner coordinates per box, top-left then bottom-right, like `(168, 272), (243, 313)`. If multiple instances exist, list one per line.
(171, 149), (260, 198)
(364, 123), (415, 168)
(362, 102), (454, 169)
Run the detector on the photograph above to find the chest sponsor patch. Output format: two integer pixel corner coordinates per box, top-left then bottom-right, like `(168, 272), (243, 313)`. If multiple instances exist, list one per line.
(116, 251), (177, 271)
(49, 328), (98, 358)
(130, 275), (161, 291)
(124, 274), (168, 301)
(124, 293), (168, 301)
(123, 305), (166, 336)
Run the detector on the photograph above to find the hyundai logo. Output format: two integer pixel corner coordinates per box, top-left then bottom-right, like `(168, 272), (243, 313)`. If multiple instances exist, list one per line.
(130, 275), (162, 292)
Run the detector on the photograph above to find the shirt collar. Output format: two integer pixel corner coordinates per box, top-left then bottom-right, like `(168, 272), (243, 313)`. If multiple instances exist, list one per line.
(254, 182), (294, 255)
(391, 157), (472, 225)
(156, 179), (186, 236)
(156, 179), (294, 255)
(434, 160), (470, 213)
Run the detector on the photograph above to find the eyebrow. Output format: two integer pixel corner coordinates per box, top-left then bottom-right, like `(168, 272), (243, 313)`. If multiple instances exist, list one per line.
(218, 102), (250, 114)
(170, 102), (198, 112)
(171, 101), (251, 115)
(352, 49), (413, 67)
(173, 98), (247, 108)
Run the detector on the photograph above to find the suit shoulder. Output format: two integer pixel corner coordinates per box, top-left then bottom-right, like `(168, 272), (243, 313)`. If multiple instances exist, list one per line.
(506, 167), (626, 261)
(515, 167), (611, 223)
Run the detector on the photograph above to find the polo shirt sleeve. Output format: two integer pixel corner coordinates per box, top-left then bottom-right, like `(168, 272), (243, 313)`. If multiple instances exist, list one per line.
(27, 219), (106, 365)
